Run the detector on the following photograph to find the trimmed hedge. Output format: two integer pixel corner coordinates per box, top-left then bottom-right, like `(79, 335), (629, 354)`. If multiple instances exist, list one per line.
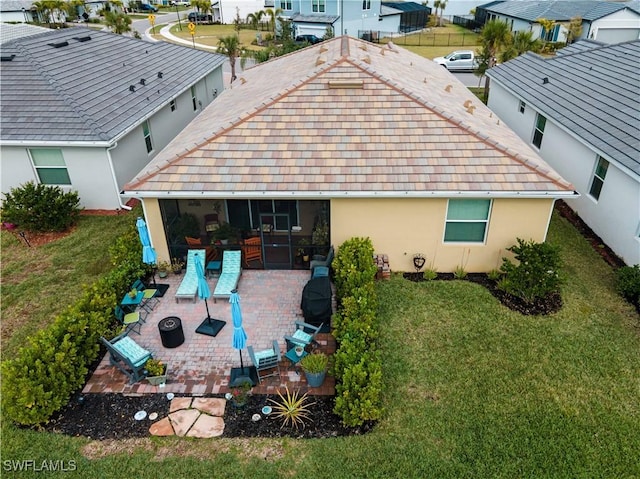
(1, 218), (147, 426)
(615, 264), (640, 310)
(332, 237), (383, 427)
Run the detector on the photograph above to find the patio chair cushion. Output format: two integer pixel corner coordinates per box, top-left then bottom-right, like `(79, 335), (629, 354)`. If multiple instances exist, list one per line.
(213, 250), (242, 301)
(111, 336), (152, 368)
(254, 347), (276, 363)
(175, 249), (205, 302)
(291, 329), (313, 345)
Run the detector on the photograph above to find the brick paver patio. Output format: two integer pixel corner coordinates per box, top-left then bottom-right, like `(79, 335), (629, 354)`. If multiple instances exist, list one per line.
(83, 270), (335, 396)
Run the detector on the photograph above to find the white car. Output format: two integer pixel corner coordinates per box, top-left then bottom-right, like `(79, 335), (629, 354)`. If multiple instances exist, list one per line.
(433, 51), (478, 71)
(171, 1), (191, 5)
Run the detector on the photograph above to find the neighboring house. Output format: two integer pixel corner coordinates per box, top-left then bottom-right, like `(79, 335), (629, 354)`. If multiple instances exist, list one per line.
(0, 26), (226, 210)
(0, 22), (48, 43)
(0, 0), (40, 23)
(486, 40), (640, 266)
(475, 0), (640, 44)
(124, 36), (576, 273)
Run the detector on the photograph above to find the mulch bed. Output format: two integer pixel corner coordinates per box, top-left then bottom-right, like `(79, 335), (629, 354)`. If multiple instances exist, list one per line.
(42, 393), (372, 440)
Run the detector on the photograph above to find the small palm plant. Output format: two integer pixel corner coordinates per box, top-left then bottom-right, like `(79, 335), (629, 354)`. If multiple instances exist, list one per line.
(268, 386), (316, 430)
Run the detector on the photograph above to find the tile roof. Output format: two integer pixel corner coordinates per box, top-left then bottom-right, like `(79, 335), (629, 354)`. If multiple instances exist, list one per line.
(0, 27), (226, 143)
(556, 38), (605, 55)
(484, 0), (628, 21)
(488, 40), (640, 177)
(0, 22), (50, 44)
(125, 36), (574, 198)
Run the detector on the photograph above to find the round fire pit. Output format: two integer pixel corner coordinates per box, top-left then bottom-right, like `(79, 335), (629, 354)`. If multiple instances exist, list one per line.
(158, 316), (184, 348)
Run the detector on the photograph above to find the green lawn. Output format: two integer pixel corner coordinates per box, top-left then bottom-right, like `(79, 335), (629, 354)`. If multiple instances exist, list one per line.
(2, 212), (638, 478)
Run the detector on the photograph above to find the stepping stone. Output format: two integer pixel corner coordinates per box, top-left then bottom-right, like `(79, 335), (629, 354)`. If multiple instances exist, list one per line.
(192, 397), (226, 416)
(149, 417), (174, 436)
(169, 409), (200, 437)
(186, 414), (225, 438)
(169, 397), (193, 413)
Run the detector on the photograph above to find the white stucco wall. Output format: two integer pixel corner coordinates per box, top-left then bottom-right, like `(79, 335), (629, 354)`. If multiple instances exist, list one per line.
(488, 81), (640, 265)
(589, 9), (640, 43)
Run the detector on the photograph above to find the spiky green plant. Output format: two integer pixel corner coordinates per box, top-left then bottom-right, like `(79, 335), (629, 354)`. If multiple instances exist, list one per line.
(268, 387), (315, 430)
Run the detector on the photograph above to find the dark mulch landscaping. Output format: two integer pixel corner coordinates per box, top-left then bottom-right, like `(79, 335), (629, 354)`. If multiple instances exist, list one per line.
(42, 393), (372, 440)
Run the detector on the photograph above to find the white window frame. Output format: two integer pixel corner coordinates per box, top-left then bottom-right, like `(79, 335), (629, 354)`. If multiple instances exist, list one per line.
(518, 100), (526, 114)
(362, 0), (371, 11)
(191, 86), (197, 111)
(532, 113), (546, 149)
(28, 148), (71, 185)
(443, 199), (492, 244)
(170, 99), (177, 112)
(588, 155), (609, 201)
(312, 0), (325, 13)
(280, 0), (292, 10)
(142, 120), (153, 154)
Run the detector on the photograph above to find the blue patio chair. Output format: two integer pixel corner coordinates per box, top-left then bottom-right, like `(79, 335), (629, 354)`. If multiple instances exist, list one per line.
(247, 340), (281, 383)
(213, 250), (242, 303)
(284, 320), (323, 351)
(310, 245), (334, 276)
(175, 249), (205, 303)
(114, 305), (144, 335)
(100, 333), (152, 383)
(132, 279), (158, 312)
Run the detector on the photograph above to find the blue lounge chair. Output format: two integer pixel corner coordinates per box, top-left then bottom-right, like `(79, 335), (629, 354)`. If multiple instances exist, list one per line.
(213, 250), (242, 303)
(175, 249), (205, 303)
(100, 333), (152, 383)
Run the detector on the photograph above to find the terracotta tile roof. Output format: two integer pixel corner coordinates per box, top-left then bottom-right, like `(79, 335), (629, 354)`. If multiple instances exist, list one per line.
(125, 36), (574, 197)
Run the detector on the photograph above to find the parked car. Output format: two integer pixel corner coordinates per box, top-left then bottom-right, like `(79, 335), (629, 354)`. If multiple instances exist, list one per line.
(432, 50), (478, 71)
(188, 12), (212, 22)
(295, 34), (322, 45)
(137, 3), (158, 13)
(171, 0), (191, 5)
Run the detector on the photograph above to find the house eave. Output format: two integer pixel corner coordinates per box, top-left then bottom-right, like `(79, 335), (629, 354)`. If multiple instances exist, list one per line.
(123, 190), (579, 199)
(0, 139), (112, 147)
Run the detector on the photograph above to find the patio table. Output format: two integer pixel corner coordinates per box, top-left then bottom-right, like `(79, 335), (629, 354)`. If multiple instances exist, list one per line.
(120, 291), (144, 313)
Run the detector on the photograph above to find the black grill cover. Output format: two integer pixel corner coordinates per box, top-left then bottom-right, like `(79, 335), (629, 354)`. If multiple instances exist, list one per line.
(301, 276), (332, 326)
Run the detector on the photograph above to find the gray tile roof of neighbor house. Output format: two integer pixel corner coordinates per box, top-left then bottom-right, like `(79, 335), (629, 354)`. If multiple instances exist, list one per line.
(0, 27), (226, 143)
(485, 1), (628, 22)
(556, 38), (605, 55)
(125, 36), (574, 198)
(487, 40), (640, 177)
(0, 22), (50, 44)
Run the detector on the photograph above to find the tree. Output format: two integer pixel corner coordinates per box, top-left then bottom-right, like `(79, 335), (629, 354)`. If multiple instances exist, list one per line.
(233, 6), (242, 35)
(191, 0), (210, 22)
(218, 35), (242, 83)
(501, 30), (542, 62)
(438, 0), (448, 27)
(432, 0), (441, 26)
(246, 10), (265, 30)
(105, 10), (131, 34)
(475, 19), (512, 101)
(264, 7), (283, 38)
(537, 17), (558, 41)
(564, 16), (583, 44)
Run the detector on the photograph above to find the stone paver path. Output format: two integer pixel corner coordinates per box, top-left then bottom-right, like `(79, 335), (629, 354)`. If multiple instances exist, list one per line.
(149, 397), (227, 438)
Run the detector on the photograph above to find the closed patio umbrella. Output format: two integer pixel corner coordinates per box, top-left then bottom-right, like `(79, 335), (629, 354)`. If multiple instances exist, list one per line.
(194, 254), (226, 337)
(229, 289), (256, 386)
(136, 217), (157, 266)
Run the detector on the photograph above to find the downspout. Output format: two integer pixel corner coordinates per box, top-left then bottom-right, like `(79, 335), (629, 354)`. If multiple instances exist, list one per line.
(106, 142), (132, 211)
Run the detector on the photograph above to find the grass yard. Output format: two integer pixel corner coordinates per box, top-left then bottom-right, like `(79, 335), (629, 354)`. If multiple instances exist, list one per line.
(168, 23), (268, 51)
(1, 212), (638, 478)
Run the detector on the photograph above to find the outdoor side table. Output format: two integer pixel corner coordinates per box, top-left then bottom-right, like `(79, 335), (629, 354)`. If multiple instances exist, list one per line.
(121, 291), (144, 313)
(158, 316), (184, 348)
(285, 347), (308, 375)
(206, 260), (222, 278)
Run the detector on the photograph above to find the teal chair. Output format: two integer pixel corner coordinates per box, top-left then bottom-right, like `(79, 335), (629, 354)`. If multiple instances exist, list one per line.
(115, 305), (144, 335)
(132, 279), (158, 312)
(213, 250), (242, 303)
(175, 249), (205, 303)
(248, 340), (281, 383)
(100, 333), (152, 383)
(284, 321), (323, 351)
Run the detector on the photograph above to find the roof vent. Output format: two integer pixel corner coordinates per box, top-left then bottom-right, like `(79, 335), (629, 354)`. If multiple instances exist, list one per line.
(157, 72), (163, 79)
(328, 80), (364, 89)
(542, 77), (549, 84)
(48, 41), (69, 48)
(463, 100), (472, 108)
(1, 54), (16, 62)
(445, 84), (453, 92)
(129, 85), (136, 92)
(140, 78), (146, 86)
(72, 35), (91, 42)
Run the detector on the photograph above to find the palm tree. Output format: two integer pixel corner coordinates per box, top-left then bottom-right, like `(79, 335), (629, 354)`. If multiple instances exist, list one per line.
(475, 19), (512, 101)
(105, 10), (131, 34)
(438, 0), (448, 27)
(246, 10), (264, 30)
(432, 0), (441, 27)
(264, 7), (282, 38)
(218, 35), (242, 83)
(564, 16), (583, 44)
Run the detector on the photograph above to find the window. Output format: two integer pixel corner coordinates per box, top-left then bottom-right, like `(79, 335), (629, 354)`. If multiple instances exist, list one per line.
(519, 100), (526, 114)
(444, 199), (491, 243)
(312, 0), (325, 12)
(362, 0), (371, 10)
(280, 0), (292, 9)
(532, 113), (546, 148)
(191, 86), (197, 111)
(142, 120), (153, 153)
(589, 156), (609, 200)
(29, 149), (71, 185)
(250, 200), (299, 231)
(170, 99), (176, 112)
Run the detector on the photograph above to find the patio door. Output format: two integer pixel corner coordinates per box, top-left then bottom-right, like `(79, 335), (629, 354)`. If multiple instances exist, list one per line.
(260, 213), (292, 269)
